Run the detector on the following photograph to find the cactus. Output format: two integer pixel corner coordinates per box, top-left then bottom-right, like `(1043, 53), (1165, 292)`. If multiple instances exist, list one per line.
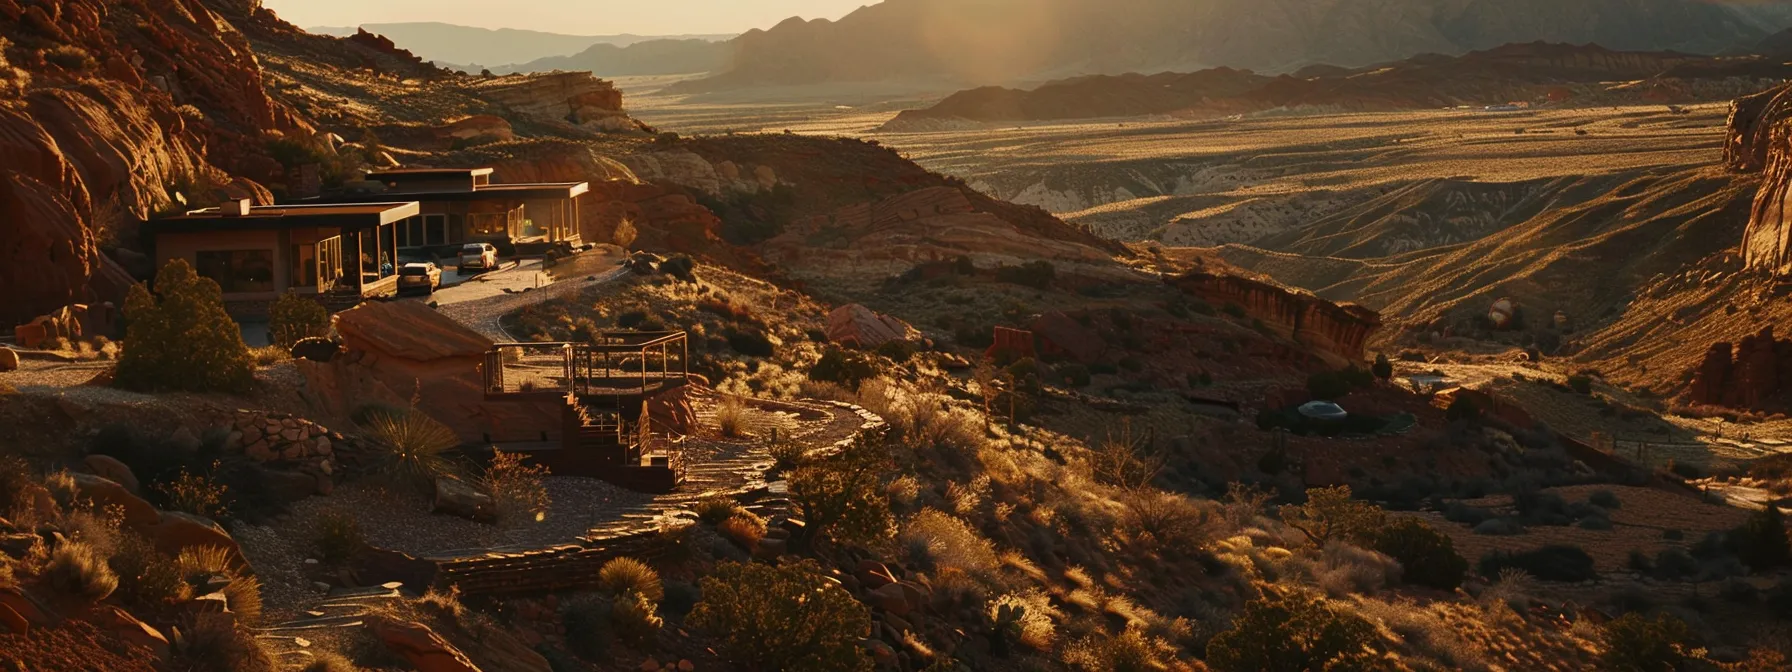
(991, 602), (1026, 657)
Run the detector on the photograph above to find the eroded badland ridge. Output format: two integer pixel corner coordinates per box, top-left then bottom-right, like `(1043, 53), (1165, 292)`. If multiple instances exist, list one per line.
(3, 1), (1792, 671)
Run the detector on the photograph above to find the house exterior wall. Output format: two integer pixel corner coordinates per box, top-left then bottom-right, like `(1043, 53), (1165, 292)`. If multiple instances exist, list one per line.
(155, 229), (289, 303)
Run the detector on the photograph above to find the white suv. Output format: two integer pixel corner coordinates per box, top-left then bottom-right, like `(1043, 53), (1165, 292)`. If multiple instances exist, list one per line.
(459, 243), (498, 272)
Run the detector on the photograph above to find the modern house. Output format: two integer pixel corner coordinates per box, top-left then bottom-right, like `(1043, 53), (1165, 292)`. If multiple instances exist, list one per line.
(152, 200), (420, 310)
(320, 168), (590, 255)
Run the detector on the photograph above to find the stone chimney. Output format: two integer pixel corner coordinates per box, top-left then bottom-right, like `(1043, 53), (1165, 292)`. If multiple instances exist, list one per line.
(221, 199), (252, 216)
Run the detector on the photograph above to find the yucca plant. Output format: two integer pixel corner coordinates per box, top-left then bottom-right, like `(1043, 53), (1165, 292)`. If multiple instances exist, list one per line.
(368, 409), (462, 493)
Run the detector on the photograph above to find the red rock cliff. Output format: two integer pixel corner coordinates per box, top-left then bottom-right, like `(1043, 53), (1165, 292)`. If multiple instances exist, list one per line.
(1167, 271), (1382, 368)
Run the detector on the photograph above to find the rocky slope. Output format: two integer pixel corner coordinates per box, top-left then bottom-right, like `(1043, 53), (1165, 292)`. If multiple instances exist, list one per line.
(675, 0), (1792, 94)
(886, 42), (1791, 128)
(0, 0), (313, 326)
(1732, 79), (1792, 276)
(493, 38), (729, 77)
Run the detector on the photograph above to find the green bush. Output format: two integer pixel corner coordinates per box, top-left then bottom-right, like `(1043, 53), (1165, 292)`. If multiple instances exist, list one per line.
(1599, 612), (1697, 672)
(1478, 545), (1597, 583)
(1206, 588), (1380, 672)
(687, 560), (873, 672)
(726, 328), (776, 357)
(695, 495), (744, 525)
(790, 438), (893, 548)
(611, 590), (663, 648)
(108, 533), (190, 608)
(994, 261), (1055, 289)
(810, 348), (879, 387)
(1281, 486), (1386, 546)
(1728, 505), (1790, 572)
(1371, 353), (1393, 381)
(1369, 518), (1468, 590)
(268, 293), (330, 350)
(116, 259), (254, 394)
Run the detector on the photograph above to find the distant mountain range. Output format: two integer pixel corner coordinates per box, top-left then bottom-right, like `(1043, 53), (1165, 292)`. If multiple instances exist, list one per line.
(663, 0), (1792, 93)
(883, 41), (1792, 128)
(307, 22), (733, 70)
(487, 39), (730, 77)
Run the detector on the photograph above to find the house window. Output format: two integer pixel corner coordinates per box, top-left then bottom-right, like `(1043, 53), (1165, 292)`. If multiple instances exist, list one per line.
(291, 244), (317, 288)
(448, 214), (465, 243)
(403, 217), (424, 248)
(195, 250), (276, 294)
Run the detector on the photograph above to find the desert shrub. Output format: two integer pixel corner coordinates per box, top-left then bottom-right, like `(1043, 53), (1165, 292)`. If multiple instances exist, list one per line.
(1626, 550), (1654, 573)
(687, 560), (873, 672)
(1444, 503), (1493, 525)
(726, 328), (776, 357)
(1281, 486), (1387, 546)
(1090, 426), (1165, 490)
(1478, 545), (1597, 583)
(718, 512), (767, 549)
(562, 595), (618, 659)
(1063, 626), (1170, 671)
(1588, 490), (1622, 509)
(597, 557), (664, 603)
(172, 614), (276, 672)
(158, 468), (230, 519)
(611, 590), (662, 647)
(790, 437), (893, 548)
(989, 592), (1056, 655)
(268, 293), (330, 349)
(309, 510), (365, 566)
(1369, 518), (1468, 590)
(1371, 353), (1394, 381)
(1728, 505), (1790, 572)
(874, 339), (917, 364)
(108, 533), (190, 608)
(714, 396), (751, 438)
(299, 652), (358, 672)
(1055, 362), (1092, 387)
(1566, 375), (1594, 395)
(483, 450), (550, 525)
(116, 259), (254, 394)
(660, 254), (696, 281)
(663, 580), (702, 618)
(1118, 489), (1211, 551)
(367, 410), (461, 491)
(249, 345), (290, 366)
(175, 546), (237, 583)
(901, 509), (999, 576)
(0, 454), (33, 518)
(695, 495), (743, 524)
(1206, 588), (1381, 672)
(45, 540), (119, 603)
(809, 348), (879, 387)
(1600, 612), (1697, 672)
(767, 440), (808, 472)
(1652, 548), (1699, 581)
(995, 260), (1055, 289)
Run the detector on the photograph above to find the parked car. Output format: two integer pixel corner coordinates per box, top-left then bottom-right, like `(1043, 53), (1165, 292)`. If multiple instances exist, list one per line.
(459, 243), (499, 272)
(397, 262), (442, 295)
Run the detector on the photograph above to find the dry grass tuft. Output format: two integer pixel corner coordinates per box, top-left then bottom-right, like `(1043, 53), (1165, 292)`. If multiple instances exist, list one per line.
(714, 396), (752, 438)
(597, 557), (664, 603)
(900, 508), (999, 577)
(718, 511), (768, 549)
(694, 494), (744, 524)
(45, 540), (118, 603)
(367, 410), (461, 491)
(990, 591), (1059, 652)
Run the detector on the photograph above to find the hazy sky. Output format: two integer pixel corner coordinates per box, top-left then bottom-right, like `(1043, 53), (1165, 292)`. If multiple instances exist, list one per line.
(261, 0), (869, 35)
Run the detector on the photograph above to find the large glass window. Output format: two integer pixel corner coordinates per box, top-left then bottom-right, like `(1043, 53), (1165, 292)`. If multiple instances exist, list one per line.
(401, 217), (424, 248)
(195, 250), (276, 294)
(448, 214), (465, 244)
(425, 214), (447, 246)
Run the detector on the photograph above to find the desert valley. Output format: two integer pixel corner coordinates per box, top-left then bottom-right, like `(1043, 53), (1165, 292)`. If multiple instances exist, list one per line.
(3, 0), (1792, 671)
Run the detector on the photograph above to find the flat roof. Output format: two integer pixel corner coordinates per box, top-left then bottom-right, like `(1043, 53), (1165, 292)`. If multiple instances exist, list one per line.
(368, 168), (495, 178)
(155, 202), (421, 233)
(317, 182), (590, 204)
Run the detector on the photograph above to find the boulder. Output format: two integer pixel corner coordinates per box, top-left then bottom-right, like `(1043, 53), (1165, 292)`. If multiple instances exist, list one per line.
(290, 337), (341, 363)
(0, 588), (52, 631)
(869, 582), (912, 616)
(90, 605), (170, 660)
(433, 478), (496, 524)
(0, 347), (18, 372)
(82, 454), (140, 494)
(826, 304), (919, 349)
(368, 615), (483, 672)
(71, 474), (157, 528)
(258, 467), (320, 507)
(149, 512), (251, 574)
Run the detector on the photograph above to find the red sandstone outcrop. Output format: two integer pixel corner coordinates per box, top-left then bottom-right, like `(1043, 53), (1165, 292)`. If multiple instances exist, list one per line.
(1686, 327), (1792, 409)
(1167, 271), (1381, 368)
(0, 0), (308, 325)
(471, 73), (633, 133)
(827, 305), (919, 349)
